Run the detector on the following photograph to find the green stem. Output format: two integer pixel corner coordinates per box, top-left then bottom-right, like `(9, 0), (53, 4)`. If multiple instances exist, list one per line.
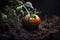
(23, 5), (30, 15)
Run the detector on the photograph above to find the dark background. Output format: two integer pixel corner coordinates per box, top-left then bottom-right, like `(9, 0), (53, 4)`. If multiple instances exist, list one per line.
(24, 0), (60, 16)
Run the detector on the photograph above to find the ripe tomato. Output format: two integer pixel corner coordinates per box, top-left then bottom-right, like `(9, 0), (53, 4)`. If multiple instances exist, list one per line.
(21, 14), (41, 30)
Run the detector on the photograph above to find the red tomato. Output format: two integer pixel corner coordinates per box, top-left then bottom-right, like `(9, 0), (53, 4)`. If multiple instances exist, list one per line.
(21, 14), (41, 29)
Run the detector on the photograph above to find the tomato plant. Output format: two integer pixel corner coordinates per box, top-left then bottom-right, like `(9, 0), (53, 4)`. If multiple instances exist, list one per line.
(16, 2), (41, 29)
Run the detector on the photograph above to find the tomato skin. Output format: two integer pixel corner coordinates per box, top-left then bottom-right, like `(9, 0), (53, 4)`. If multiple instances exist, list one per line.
(21, 14), (41, 29)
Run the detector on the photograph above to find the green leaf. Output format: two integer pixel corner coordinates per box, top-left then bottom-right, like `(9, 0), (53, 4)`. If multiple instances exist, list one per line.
(16, 5), (23, 16)
(25, 2), (34, 9)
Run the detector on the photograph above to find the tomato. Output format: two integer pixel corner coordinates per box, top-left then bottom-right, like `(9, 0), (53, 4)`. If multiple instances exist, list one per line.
(21, 14), (41, 30)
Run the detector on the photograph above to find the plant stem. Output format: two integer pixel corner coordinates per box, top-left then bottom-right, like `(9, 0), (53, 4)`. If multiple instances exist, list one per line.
(23, 5), (30, 15)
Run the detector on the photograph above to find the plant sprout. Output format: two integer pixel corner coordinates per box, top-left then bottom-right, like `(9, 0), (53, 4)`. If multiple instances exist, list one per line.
(16, 1), (40, 21)
(16, 2), (34, 21)
(16, 1), (41, 29)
